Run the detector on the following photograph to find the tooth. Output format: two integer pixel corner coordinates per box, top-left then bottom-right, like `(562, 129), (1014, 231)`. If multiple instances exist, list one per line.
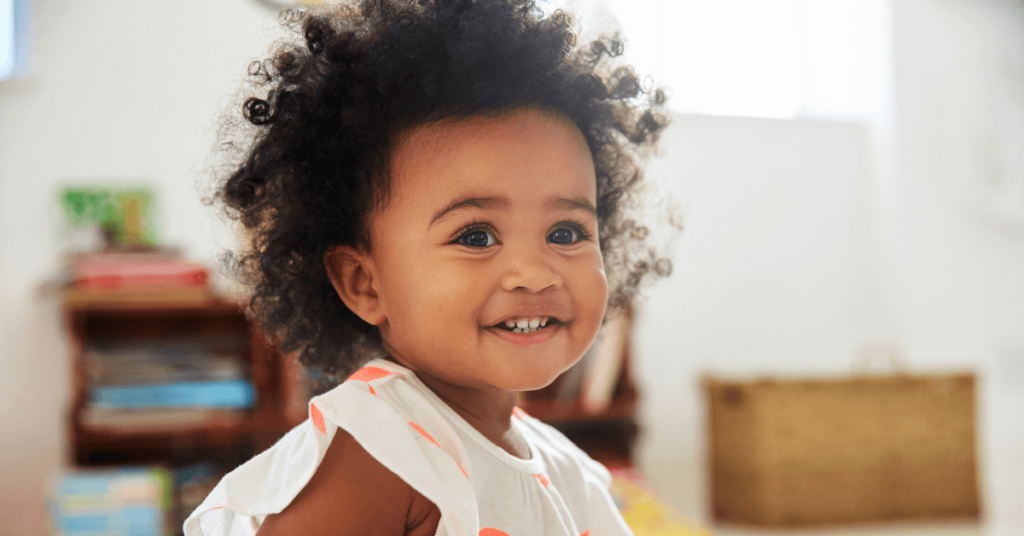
(529, 318), (540, 329)
(513, 328), (523, 334)
(505, 320), (516, 328)
(516, 318), (529, 329)
(540, 317), (548, 327)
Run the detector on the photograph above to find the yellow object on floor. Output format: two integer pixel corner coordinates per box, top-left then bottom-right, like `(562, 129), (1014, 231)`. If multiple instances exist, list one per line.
(610, 468), (713, 536)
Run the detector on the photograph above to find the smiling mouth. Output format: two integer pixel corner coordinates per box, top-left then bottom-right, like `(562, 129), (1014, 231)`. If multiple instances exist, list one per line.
(492, 316), (561, 334)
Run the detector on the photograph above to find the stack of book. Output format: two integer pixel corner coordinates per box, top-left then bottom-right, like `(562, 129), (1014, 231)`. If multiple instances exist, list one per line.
(49, 464), (226, 536)
(64, 250), (213, 304)
(49, 467), (173, 536)
(81, 335), (256, 432)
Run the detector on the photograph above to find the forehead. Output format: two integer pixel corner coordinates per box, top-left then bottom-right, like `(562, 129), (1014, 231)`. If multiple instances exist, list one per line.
(383, 108), (596, 214)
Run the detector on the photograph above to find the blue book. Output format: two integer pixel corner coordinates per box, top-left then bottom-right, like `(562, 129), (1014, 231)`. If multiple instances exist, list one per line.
(90, 380), (256, 409)
(49, 467), (171, 536)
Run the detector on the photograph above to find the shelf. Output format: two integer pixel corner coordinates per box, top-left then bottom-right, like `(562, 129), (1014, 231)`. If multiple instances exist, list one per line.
(62, 292), (242, 313)
(518, 389), (639, 424)
(63, 290), (304, 468)
(71, 408), (292, 464)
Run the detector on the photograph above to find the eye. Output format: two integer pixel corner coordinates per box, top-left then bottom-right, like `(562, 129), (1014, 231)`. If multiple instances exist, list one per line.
(459, 229), (496, 248)
(548, 227), (579, 245)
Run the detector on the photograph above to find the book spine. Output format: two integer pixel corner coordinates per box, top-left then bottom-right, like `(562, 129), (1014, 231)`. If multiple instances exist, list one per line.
(90, 380), (256, 409)
(77, 269), (208, 288)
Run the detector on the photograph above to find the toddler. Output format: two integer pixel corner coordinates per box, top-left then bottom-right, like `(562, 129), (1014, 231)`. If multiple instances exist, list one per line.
(186, 0), (671, 534)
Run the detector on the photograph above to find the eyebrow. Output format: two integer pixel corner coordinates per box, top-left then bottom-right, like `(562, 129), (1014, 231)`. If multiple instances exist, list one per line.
(429, 195), (512, 227)
(428, 193), (598, 228)
(546, 195), (598, 218)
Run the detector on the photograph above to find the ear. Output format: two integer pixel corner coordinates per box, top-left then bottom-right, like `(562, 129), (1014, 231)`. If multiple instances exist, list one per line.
(324, 245), (386, 326)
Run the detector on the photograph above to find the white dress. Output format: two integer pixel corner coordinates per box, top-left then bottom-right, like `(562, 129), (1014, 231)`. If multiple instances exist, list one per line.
(184, 358), (634, 536)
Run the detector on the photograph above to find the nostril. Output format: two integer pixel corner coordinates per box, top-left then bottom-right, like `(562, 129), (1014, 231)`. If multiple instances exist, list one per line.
(501, 261), (563, 293)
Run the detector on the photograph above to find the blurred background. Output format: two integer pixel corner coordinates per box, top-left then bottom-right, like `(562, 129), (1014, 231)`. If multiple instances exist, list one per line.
(2, 0), (1023, 534)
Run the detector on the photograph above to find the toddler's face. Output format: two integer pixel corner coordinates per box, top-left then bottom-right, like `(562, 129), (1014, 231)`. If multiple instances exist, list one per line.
(360, 108), (607, 392)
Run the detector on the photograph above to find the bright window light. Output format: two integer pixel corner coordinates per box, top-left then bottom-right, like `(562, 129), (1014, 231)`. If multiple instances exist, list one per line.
(0, 0), (15, 79)
(608, 0), (804, 119)
(797, 0), (891, 121)
(554, 0), (891, 121)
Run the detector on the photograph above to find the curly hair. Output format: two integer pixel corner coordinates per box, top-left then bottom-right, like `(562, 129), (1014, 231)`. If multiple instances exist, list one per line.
(213, 0), (673, 384)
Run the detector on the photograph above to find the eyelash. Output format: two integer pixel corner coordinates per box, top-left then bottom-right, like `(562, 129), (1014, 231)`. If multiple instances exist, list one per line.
(554, 218), (592, 243)
(452, 221), (497, 245)
(450, 219), (593, 246)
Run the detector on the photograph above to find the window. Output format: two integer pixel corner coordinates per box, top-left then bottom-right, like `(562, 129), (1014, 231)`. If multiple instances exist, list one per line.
(546, 0), (891, 121)
(1, 0), (28, 80)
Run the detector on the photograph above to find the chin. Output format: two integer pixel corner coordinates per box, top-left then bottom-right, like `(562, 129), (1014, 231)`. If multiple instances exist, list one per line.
(502, 358), (579, 392)
(509, 376), (559, 393)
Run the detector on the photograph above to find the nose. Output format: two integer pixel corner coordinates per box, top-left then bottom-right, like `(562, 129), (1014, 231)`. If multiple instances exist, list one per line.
(499, 245), (563, 293)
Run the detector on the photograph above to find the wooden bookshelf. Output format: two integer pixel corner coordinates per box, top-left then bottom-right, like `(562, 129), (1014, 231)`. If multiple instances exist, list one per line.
(63, 293), (305, 467)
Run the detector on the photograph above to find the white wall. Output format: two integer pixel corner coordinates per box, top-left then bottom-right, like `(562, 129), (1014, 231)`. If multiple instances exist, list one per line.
(3, 0), (1024, 535)
(891, 1), (1024, 532)
(634, 114), (873, 522)
(0, 1), (274, 533)
(633, 1), (1024, 534)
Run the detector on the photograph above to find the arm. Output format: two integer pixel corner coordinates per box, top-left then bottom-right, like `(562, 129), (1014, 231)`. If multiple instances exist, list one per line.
(257, 427), (441, 536)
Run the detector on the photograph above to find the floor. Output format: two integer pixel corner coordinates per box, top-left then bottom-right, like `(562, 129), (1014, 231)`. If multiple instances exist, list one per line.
(634, 456), (993, 536)
(710, 521), (983, 536)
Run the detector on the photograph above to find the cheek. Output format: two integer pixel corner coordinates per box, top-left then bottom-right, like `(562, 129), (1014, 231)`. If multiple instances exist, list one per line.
(571, 253), (609, 325)
(381, 258), (484, 330)
(591, 273), (609, 323)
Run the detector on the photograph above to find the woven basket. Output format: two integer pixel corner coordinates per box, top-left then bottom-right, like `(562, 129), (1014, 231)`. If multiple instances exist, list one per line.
(705, 373), (980, 527)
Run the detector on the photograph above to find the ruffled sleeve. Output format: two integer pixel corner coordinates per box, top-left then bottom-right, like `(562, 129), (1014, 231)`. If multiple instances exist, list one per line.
(184, 361), (479, 536)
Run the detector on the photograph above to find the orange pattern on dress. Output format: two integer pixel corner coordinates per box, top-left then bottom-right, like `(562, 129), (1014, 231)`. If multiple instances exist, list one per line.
(512, 407), (529, 419)
(479, 529), (510, 536)
(534, 473), (549, 487)
(408, 421), (442, 449)
(310, 403), (326, 435)
(347, 366), (396, 383)
(408, 421), (470, 480)
(347, 366), (392, 396)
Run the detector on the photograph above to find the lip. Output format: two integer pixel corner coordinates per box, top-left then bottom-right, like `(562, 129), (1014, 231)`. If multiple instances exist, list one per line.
(485, 323), (560, 346)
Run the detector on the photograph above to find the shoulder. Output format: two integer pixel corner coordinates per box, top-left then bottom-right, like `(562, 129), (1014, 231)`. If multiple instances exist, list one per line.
(260, 359), (443, 535)
(256, 427), (440, 536)
(186, 360), (472, 536)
